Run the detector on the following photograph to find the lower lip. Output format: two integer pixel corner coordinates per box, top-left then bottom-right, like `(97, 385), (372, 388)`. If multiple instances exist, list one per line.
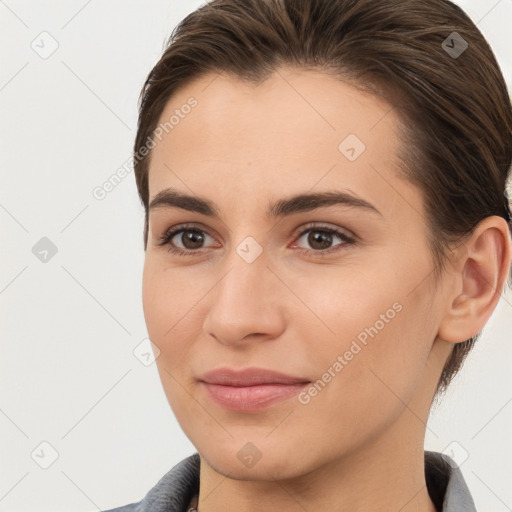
(201, 382), (309, 411)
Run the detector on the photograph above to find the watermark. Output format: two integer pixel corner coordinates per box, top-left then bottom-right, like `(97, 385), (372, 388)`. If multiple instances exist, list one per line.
(236, 236), (263, 263)
(338, 133), (366, 161)
(31, 441), (59, 469)
(237, 442), (262, 468)
(92, 96), (198, 201)
(441, 32), (468, 59)
(441, 440), (469, 469)
(133, 337), (161, 366)
(31, 31), (59, 60)
(298, 301), (403, 405)
(32, 236), (58, 263)
(151, 96), (198, 141)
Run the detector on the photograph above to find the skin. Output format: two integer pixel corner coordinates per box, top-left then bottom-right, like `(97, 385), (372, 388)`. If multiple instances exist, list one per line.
(142, 67), (511, 512)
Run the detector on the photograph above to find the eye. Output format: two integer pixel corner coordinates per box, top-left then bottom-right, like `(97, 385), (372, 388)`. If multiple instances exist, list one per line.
(157, 223), (218, 256)
(157, 222), (356, 257)
(292, 223), (355, 257)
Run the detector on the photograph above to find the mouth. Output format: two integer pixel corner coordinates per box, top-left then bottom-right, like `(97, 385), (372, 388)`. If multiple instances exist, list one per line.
(200, 382), (310, 411)
(198, 366), (310, 411)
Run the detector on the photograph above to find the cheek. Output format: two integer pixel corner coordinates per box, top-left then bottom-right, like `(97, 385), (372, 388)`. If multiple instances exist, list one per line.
(142, 260), (205, 419)
(142, 260), (201, 362)
(143, 255), (200, 324)
(293, 258), (435, 410)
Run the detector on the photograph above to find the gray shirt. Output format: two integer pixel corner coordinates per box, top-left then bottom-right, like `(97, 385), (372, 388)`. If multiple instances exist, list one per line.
(101, 451), (476, 512)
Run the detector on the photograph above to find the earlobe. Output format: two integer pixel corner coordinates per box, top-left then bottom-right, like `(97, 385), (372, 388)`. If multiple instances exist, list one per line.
(438, 216), (512, 344)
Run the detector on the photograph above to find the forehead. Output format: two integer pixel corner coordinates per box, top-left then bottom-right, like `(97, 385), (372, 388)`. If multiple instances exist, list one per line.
(153, 67), (397, 150)
(147, 67), (412, 217)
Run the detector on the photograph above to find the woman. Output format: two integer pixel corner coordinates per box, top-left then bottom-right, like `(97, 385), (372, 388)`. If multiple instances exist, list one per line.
(104, 0), (512, 510)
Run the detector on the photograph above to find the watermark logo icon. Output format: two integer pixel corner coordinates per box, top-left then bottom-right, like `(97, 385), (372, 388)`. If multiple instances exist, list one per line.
(31, 31), (59, 59)
(237, 442), (262, 468)
(236, 236), (263, 263)
(32, 237), (58, 263)
(442, 32), (468, 59)
(31, 441), (59, 469)
(338, 134), (366, 161)
(133, 338), (161, 366)
(441, 441), (469, 469)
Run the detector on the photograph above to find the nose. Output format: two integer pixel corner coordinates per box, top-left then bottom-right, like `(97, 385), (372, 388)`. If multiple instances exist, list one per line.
(202, 248), (286, 347)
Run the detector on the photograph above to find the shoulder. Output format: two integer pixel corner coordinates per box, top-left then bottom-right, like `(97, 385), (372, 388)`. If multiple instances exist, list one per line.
(424, 450), (476, 512)
(100, 452), (201, 512)
(101, 504), (139, 512)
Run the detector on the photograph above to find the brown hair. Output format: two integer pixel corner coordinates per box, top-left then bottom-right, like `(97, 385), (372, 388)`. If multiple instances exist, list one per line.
(133, 0), (512, 396)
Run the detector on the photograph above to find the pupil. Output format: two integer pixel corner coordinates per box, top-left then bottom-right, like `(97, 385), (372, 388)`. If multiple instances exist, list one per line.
(309, 231), (332, 250)
(183, 231), (203, 249)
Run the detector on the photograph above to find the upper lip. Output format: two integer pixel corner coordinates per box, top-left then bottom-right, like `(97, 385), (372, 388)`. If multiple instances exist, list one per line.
(199, 367), (310, 386)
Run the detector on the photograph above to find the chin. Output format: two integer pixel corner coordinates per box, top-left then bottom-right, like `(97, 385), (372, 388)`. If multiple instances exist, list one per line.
(195, 434), (316, 482)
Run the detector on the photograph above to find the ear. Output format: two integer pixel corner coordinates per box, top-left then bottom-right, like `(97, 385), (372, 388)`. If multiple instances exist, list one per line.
(438, 216), (512, 344)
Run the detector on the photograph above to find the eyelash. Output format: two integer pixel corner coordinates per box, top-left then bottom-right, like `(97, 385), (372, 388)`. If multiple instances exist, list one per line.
(157, 222), (356, 258)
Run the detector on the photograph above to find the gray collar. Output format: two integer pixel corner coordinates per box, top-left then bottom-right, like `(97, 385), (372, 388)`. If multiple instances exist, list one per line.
(424, 451), (477, 511)
(102, 451), (476, 512)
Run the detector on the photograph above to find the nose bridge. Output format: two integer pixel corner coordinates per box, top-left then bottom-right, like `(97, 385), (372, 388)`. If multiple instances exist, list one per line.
(203, 238), (284, 344)
(216, 238), (273, 313)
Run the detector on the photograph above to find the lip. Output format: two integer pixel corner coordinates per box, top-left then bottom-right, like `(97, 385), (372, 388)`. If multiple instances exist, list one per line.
(198, 367), (310, 411)
(198, 367), (310, 386)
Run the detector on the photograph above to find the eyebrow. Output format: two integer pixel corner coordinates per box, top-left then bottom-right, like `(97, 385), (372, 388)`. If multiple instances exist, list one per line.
(148, 187), (382, 218)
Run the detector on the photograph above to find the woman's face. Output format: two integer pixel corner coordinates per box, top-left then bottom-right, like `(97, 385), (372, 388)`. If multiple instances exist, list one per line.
(142, 67), (452, 479)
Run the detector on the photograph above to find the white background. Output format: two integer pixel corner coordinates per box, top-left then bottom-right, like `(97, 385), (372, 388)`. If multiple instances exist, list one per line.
(1, 1), (511, 511)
